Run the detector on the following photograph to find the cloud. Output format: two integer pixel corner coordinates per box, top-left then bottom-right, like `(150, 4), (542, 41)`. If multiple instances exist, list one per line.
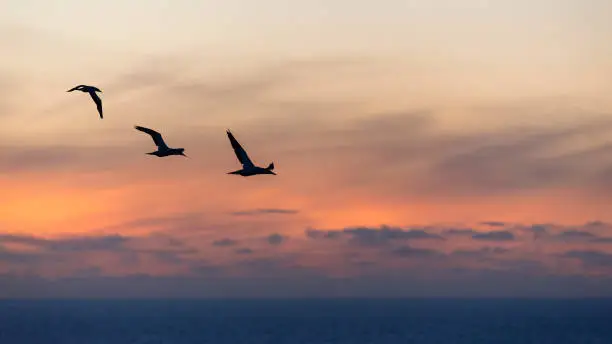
(235, 248), (254, 255)
(520, 223), (612, 243)
(98, 213), (204, 233)
(0, 234), (128, 252)
(557, 230), (597, 241)
(230, 209), (299, 216)
(444, 229), (477, 236)
(306, 226), (443, 247)
(0, 219), (612, 297)
(0, 145), (137, 174)
(451, 247), (509, 258)
(480, 221), (507, 227)
(267, 233), (286, 246)
(391, 246), (442, 258)
(242, 108), (612, 198)
(5, 56), (612, 204)
(305, 229), (343, 240)
(418, 117), (612, 196)
(562, 250), (612, 268)
(0, 232), (197, 274)
(212, 238), (238, 247)
(0, 249), (41, 264)
(472, 231), (515, 242)
(526, 225), (549, 236)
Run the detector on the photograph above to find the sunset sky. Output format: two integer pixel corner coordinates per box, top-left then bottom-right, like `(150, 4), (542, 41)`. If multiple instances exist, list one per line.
(1, 0), (612, 297)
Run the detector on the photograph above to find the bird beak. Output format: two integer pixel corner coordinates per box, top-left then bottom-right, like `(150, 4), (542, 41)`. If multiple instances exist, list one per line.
(181, 153), (189, 158)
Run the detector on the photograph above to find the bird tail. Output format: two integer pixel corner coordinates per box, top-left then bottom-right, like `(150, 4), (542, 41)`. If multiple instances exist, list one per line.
(266, 162), (275, 171)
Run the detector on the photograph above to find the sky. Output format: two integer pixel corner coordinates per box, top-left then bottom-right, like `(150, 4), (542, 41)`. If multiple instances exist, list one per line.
(1, 0), (612, 298)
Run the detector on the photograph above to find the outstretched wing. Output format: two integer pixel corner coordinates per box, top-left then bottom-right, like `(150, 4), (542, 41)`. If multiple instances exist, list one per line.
(67, 85), (85, 92)
(226, 130), (253, 168)
(89, 92), (103, 119)
(135, 125), (168, 149)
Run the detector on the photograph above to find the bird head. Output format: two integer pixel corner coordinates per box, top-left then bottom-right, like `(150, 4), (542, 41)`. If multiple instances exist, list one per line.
(179, 149), (188, 158)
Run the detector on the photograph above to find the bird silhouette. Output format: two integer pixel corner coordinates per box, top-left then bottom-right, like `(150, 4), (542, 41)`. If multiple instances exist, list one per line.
(226, 129), (275, 176)
(67, 85), (103, 119)
(134, 125), (188, 158)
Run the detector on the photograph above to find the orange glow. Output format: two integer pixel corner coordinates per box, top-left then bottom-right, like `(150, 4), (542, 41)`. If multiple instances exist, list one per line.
(0, 178), (116, 234)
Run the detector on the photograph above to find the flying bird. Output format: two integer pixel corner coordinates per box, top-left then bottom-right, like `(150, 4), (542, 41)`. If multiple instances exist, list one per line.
(134, 125), (188, 158)
(67, 85), (103, 119)
(226, 129), (275, 176)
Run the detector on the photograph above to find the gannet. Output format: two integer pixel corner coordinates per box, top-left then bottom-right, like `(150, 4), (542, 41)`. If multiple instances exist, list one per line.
(134, 125), (188, 158)
(226, 129), (275, 176)
(67, 85), (103, 119)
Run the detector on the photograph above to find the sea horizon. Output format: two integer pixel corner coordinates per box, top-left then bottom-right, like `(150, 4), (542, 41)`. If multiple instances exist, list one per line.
(2, 298), (611, 343)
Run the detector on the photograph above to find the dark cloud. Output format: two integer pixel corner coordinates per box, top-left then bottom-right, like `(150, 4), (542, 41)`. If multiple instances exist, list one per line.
(212, 238), (238, 247)
(307, 222), (612, 249)
(353, 260), (377, 267)
(0, 232), (196, 268)
(231, 209), (299, 216)
(0, 234), (128, 252)
(305, 229), (343, 240)
(472, 231), (515, 242)
(444, 229), (477, 236)
(0, 249), (41, 264)
(189, 264), (226, 277)
(585, 221), (609, 228)
(490, 259), (546, 274)
(235, 248), (254, 255)
(267, 233), (286, 246)
(451, 247), (509, 258)
(561, 250), (612, 268)
(391, 246), (442, 258)
(557, 230), (597, 240)
(0, 219), (612, 298)
(47, 235), (127, 252)
(526, 224), (549, 236)
(513, 224), (552, 240)
(515, 223), (612, 243)
(345, 228), (443, 247)
(480, 221), (507, 227)
(306, 226), (443, 247)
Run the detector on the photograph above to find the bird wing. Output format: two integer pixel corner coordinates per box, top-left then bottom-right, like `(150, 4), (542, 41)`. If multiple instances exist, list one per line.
(89, 91), (103, 119)
(135, 126), (168, 149)
(67, 85), (85, 92)
(226, 130), (254, 168)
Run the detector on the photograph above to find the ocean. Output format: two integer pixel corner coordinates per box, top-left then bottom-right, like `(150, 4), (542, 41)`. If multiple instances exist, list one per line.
(0, 299), (610, 343)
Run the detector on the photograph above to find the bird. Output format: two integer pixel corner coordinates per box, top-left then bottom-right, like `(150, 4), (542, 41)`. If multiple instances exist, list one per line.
(226, 129), (276, 176)
(134, 125), (188, 158)
(67, 85), (103, 119)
